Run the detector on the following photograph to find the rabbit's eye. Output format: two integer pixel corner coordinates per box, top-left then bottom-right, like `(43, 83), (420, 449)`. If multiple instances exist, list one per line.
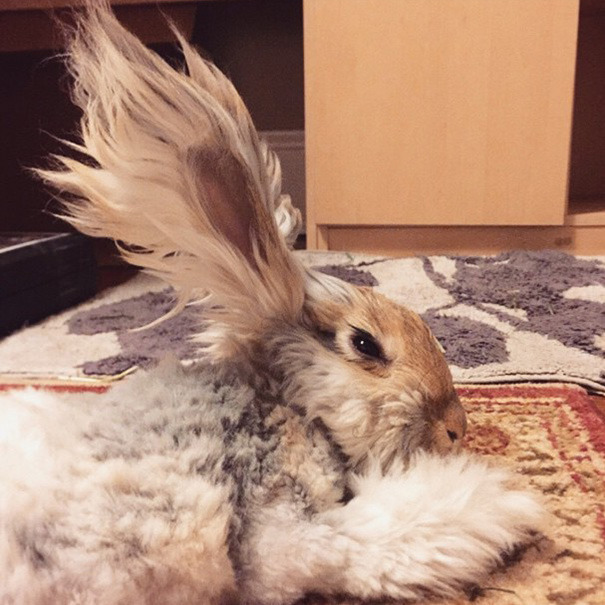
(351, 327), (385, 361)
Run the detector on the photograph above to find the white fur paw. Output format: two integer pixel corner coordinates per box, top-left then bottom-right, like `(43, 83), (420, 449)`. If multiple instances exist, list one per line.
(318, 453), (543, 600)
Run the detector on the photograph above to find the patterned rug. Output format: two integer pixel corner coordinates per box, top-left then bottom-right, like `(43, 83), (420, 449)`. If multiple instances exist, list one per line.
(442, 384), (605, 605)
(1, 380), (603, 604)
(0, 250), (604, 392)
(311, 383), (605, 605)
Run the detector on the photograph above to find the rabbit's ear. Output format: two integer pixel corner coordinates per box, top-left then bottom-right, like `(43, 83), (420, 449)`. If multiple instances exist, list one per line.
(274, 195), (303, 249)
(36, 4), (306, 331)
(189, 146), (271, 267)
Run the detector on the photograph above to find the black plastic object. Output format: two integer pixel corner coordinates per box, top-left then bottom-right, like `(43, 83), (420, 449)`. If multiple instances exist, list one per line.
(0, 233), (97, 336)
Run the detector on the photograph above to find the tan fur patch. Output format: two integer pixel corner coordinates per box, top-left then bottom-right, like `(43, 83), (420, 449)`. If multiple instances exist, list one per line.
(267, 407), (343, 511)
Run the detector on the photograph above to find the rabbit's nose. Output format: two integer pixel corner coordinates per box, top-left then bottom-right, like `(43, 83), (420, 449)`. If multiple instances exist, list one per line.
(434, 396), (467, 454)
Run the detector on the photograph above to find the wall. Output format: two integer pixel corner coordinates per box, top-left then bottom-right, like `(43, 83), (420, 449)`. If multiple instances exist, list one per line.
(0, 0), (304, 232)
(569, 5), (605, 205)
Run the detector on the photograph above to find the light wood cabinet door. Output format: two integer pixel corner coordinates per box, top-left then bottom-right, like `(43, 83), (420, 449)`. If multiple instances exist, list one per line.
(304, 0), (580, 238)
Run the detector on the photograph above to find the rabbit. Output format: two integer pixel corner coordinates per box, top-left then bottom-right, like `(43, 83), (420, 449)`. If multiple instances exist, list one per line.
(0, 3), (542, 604)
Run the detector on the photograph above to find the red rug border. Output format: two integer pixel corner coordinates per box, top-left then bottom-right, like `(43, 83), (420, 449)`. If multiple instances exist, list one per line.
(1, 381), (602, 452)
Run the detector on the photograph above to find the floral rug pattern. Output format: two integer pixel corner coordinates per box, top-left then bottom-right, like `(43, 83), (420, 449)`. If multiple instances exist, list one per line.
(310, 383), (605, 605)
(0, 251), (603, 392)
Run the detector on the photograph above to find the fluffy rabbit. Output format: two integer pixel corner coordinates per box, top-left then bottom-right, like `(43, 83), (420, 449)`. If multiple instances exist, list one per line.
(0, 3), (542, 604)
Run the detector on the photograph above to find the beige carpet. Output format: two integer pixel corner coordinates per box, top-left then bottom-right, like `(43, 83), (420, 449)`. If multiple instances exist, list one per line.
(309, 383), (605, 605)
(1, 251), (604, 392)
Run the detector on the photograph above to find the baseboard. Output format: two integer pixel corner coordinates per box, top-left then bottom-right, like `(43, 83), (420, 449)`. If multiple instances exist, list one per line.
(319, 225), (605, 256)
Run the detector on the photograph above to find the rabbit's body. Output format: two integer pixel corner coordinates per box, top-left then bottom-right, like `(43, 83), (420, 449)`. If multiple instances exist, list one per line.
(0, 359), (539, 605)
(0, 3), (544, 603)
(0, 359), (345, 604)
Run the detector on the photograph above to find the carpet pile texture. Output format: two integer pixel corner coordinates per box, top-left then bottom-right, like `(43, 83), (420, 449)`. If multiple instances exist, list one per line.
(0, 251), (604, 392)
(0, 380), (602, 604)
(309, 383), (605, 605)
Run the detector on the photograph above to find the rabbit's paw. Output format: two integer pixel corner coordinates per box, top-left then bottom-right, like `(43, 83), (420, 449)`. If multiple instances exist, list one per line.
(317, 453), (543, 601)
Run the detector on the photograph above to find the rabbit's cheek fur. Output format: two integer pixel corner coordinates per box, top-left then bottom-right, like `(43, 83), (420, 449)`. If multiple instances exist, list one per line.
(270, 338), (431, 470)
(295, 290), (466, 468)
(280, 353), (466, 469)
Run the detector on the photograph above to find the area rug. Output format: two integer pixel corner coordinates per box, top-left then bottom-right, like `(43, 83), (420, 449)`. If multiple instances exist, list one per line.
(1, 379), (603, 604)
(423, 383), (604, 605)
(0, 250), (604, 392)
(312, 382), (605, 605)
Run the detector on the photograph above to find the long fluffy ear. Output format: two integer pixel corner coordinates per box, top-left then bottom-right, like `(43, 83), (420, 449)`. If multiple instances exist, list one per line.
(36, 2), (305, 334)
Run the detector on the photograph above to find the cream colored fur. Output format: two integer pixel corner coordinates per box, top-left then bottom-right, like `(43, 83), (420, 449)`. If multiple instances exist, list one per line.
(0, 365), (542, 605)
(0, 367), (236, 605)
(241, 455), (543, 604)
(5, 3), (548, 603)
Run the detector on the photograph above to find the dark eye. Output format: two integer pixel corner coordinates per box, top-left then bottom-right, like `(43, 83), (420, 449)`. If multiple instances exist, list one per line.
(351, 327), (385, 361)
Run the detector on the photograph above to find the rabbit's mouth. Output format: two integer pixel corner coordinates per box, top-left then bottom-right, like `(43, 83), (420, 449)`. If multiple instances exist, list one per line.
(427, 393), (467, 455)
(378, 391), (467, 466)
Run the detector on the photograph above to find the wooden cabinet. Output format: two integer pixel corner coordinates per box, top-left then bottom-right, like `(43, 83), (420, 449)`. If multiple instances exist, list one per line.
(304, 0), (605, 254)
